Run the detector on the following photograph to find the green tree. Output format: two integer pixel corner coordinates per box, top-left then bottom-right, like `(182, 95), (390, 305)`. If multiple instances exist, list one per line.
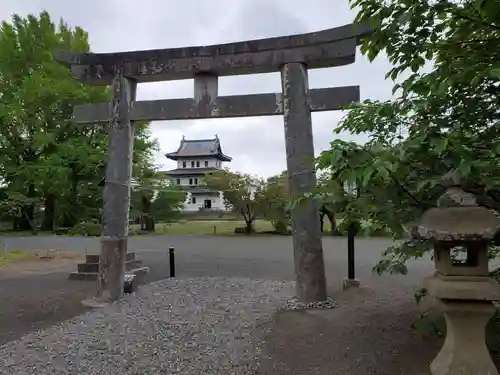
(151, 188), (185, 223)
(0, 11), (158, 231)
(315, 0), (500, 274)
(132, 176), (185, 227)
(316, 171), (341, 235)
(255, 171), (290, 233)
(0, 11), (107, 230)
(204, 170), (262, 233)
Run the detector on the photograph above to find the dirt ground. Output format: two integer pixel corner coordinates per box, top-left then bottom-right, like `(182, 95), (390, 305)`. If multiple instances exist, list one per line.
(258, 285), (442, 375)
(0, 249), (84, 278)
(258, 285), (500, 375)
(0, 250), (92, 345)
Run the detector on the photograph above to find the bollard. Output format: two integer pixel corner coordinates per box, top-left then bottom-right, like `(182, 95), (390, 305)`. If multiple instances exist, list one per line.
(347, 222), (355, 280)
(169, 247), (176, 277)
(123, 274), (136, 294)
(342, 221), (360, 290)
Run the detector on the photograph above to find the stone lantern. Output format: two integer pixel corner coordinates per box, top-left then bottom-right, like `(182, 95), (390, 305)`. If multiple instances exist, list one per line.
(409, 171), (500, 375)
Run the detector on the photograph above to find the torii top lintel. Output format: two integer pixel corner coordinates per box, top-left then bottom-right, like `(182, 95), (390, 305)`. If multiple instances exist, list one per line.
(54, 22), (371, 85)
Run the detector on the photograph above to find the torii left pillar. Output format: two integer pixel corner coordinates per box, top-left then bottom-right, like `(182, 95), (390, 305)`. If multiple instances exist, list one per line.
(97, 72), (137, 302)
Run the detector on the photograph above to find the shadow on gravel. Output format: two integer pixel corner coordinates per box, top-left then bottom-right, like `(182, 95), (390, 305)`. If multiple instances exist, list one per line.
(0, 272), (94, 346)
(257, 286), (442, 375)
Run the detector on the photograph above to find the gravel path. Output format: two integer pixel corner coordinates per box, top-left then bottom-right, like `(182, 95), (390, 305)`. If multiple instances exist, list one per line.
(0, 277), (295, 375)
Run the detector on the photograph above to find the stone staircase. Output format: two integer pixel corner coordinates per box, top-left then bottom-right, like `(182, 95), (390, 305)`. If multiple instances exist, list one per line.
(69, 252), (149, 281)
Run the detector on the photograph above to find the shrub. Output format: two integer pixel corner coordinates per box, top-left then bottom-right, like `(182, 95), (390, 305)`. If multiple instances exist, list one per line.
(234, 226), (255, 234)
(272, 220), (290, 235)
(68, 221), (102, 236)
(53, 228), (71, 235)
(69, 221), (142, 237)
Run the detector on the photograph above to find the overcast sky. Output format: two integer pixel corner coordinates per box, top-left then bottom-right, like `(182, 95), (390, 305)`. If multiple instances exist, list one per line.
(0, 0), (393, 178)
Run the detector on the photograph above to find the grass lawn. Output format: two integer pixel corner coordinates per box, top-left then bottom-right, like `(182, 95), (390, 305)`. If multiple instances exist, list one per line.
(137, 218), (336, 236)
(0, 218), (338, 237)
(0, 231), (57, 237)
(0, 249), (33, 267)
(144, 219), (274, 236)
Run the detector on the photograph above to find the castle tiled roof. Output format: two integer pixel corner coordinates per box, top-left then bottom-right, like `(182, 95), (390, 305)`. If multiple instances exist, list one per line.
(161, 167), (218, 176)
(165, 137), (232, 161)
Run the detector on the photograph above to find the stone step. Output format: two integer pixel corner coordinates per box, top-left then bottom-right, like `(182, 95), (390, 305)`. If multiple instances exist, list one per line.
(85, 252), (135, 264)
(77, 259), (143, 273)
(68, 266), (149, 281)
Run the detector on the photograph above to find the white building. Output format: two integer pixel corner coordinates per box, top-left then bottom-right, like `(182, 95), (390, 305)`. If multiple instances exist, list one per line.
(163, 135), (232, 212)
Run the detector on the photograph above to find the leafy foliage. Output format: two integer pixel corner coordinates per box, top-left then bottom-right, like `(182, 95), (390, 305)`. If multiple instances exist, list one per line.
(151, 187), (186, 223)
(130, 176), (185, 231)
(254, 171), (291, 233)
(314, 0), (500, 274)
(0, 11), (158, 231)
(203, 170), (262, 233)
(68, 220), (102, 237)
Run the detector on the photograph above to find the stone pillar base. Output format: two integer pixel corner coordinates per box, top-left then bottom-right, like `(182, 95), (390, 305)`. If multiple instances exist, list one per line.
(430, 299), (498, 375)
(342, 278), (360, 291)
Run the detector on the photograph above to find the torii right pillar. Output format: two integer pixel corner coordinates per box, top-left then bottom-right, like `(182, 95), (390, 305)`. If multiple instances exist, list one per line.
(281, 62), (327, 302)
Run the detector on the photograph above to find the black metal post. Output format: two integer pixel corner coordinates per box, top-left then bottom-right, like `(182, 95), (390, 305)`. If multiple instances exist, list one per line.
(347, 222), (356, 280)
(123, 274), (136, 294)
(169, 247), (176, 278)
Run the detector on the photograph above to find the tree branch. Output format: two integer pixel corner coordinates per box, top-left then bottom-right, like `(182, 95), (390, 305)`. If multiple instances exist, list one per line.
(364, 149), (432, 209)
(434, 37), (500, 48)
(449, 4), (500, 31)
(465, 0), (500, 30)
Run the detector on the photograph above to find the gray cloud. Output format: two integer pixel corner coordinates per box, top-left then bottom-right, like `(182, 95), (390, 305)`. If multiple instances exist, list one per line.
(0, 0), (394, 178)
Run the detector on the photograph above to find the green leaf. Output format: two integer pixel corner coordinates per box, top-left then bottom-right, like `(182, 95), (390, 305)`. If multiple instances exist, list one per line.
(361, 169), (373, 187)
(378, 167), (390, 181)
(490, 67), (500, 80)
(431, 137), (448, 155)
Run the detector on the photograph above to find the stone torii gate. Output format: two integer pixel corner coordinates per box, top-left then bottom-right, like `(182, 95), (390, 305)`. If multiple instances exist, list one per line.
(54, 22), (371, 303)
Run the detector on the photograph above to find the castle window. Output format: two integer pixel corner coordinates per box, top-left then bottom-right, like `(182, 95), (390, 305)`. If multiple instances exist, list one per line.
(204, 160), (208, 167)
(189, 178), (193, 185)
(176, 178), (180, 185)
(182, 161), (186, 168)
(194, 178), (198, 185)
(196, 161), (200, 168)
(191, 161), (195, 168)
(192, 196), (196, 204)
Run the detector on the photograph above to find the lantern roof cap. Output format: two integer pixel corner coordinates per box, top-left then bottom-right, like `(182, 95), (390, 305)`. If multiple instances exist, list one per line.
(407, 170), (500, 241)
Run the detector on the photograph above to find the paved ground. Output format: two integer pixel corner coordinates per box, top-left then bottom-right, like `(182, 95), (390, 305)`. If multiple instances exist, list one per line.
(0, 235), (442, 374)
(0, 235), (432, 281)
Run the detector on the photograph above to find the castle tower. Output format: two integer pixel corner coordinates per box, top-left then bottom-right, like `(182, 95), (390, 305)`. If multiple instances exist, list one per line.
(163, 136), (232, 211)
